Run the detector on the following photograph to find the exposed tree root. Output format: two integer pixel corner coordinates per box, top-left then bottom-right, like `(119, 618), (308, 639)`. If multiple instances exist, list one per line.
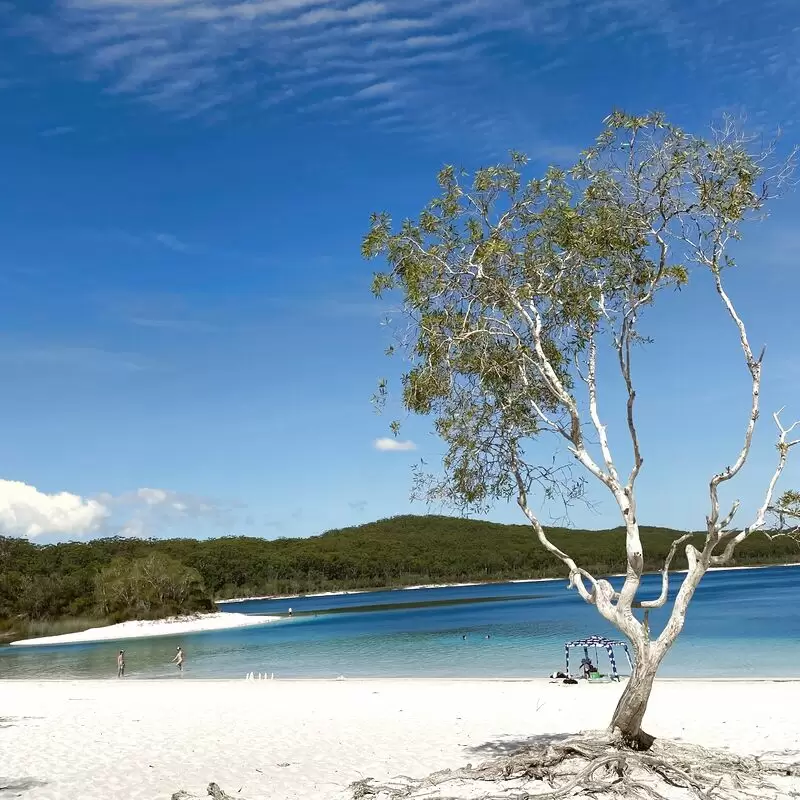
(346, 733), (800, 800)
(168, 735), (800, 800)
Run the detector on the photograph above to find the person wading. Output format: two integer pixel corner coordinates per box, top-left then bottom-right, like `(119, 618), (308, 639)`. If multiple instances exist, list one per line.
(171, 646), (185, 673)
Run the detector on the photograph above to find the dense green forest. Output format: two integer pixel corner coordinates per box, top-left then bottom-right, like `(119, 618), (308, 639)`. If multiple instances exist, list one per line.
(2, 514), (798, 639)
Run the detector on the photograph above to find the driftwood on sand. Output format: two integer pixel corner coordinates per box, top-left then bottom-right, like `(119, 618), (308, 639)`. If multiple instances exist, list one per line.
(172, 783), (239, 800)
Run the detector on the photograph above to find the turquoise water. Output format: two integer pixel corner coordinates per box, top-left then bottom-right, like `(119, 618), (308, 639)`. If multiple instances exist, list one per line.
(0, 565), (798, 679)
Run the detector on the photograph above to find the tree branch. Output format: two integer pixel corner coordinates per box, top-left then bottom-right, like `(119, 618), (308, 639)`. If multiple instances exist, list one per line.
(585, 331), (620, 485)
(705, 266), (763, 536)
(655, 543), (706, 652)
(710, 410), (800, 565)
(512, 294), (615, 489)
(513, 481), (596, 606)
(636, 534), (693, 609)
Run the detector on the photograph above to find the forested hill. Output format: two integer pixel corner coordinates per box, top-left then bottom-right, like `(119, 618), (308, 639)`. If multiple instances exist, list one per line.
(2, 514), (798, 634)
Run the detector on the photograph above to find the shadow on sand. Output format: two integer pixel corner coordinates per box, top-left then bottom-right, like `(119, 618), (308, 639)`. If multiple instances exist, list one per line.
(0, 777), (48, 795)
(466, 732), (575, 758)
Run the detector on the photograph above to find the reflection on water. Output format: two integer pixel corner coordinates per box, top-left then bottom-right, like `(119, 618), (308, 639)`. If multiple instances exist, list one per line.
(1, 566), (798, 680)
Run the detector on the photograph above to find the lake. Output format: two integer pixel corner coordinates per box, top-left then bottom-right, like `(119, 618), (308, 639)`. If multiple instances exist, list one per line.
(1, 565), (798, 679)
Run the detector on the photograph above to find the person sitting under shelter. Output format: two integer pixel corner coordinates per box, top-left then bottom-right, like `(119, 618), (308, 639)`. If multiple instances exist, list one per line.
(580, 657), (598, 679)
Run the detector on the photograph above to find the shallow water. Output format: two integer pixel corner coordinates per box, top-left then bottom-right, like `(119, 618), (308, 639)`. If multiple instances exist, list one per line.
(1, 565), (798, 680)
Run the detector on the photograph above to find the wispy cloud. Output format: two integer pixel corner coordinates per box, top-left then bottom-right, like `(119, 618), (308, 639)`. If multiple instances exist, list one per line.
(353, 80), (401, 100)
(78, 227), (272, 265)
(11, 0), (800, 143)
(153, 232), (192, 253)
(40, 125), (76, 137)
(91, 286), (226, 335)
(130, 317), (219, 332)
(79, 228), (198, 253)
(0, 0), (587, 143)
(0, 342), (149, 373)
(374, 437), (417, 452)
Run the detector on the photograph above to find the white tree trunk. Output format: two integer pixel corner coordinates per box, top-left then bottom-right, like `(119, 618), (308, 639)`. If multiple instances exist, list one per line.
(608, 649), (661, 750)
(609, 556), (705, 750)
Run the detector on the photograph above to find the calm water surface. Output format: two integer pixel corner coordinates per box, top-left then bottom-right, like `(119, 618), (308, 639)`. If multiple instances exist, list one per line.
(1, 565), (798, 680)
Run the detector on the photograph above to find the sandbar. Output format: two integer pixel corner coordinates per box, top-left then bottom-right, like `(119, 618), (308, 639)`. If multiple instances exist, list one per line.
(9, 612), (280, 647)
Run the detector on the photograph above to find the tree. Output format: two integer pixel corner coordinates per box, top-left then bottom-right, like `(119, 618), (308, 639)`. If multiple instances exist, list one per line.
(95, 553), (212, 619)
(363, 112), (799, 753)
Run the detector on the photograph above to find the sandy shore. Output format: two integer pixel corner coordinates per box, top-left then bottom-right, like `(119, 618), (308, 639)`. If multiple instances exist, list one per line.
(218, 590), (370, 604)
(1, 679), (798, 800)
(9, 612), (280, 647)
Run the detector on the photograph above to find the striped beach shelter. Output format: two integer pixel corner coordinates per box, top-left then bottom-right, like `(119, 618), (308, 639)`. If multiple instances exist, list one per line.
(564, 635), (633, 681)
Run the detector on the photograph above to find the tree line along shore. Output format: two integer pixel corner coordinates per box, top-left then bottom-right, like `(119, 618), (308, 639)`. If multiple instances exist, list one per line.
(1, 514), (798, 641)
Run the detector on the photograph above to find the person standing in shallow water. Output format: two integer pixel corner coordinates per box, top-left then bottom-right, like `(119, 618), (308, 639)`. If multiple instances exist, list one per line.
(117, 650), (125, 678)
(171, 646), (185, 674)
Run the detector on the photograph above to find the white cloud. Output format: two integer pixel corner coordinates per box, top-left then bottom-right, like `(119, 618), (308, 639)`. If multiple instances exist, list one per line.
(136, 487), (169, 505)
(374, 437), (417, 452)
(118, 517), (146, 538)
(125, 487), (221, 517)
(0, 480), (230, 541)
(118, 489), (219, 533)
(115, 486), (229, 536)
(0, 479), (110, 539)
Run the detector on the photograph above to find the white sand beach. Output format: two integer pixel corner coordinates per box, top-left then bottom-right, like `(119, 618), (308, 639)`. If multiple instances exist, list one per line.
(9, 612), (280, 647)
(1, 679), (798, 800)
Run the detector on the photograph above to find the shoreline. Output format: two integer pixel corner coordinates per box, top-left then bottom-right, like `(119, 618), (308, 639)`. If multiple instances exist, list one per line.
(217, 588), (372, 604)
(216, 561), (800, 604)
(2, 675), (800, 683)
(9, 611), (280, 648)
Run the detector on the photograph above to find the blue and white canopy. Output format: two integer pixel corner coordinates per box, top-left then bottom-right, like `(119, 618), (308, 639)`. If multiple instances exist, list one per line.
(564, 635), (633, 681)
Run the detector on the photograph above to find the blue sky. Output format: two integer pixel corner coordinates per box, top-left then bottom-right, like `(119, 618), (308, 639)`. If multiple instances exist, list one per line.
(0, 0), (798, 542)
